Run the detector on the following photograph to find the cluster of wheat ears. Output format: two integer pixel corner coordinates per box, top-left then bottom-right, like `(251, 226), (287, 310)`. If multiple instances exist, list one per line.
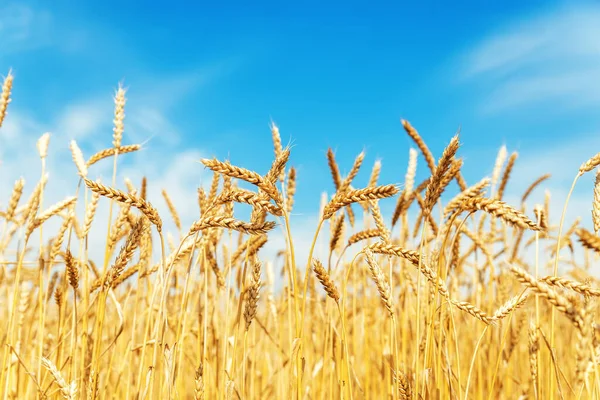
(1, 69), (600, 400)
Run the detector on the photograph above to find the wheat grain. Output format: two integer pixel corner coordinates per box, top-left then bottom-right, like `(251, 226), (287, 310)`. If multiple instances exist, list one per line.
(189, 216), (276, 235)
(113, 84), (126, 148)
(0, 69), (13, 128)
(313, 258), (340, 302)
(83, 177), (162, 231)
(363, 249), (393, 315)
(401, 119), (435, 174)
(460, 197), (541, 231)
(86, 145), (141, 167)
(424, 134), (459, 214)
(576, 227), (600, 253)
(37, 133), (50, 159)
(41, 357), (78, 399)
(323, 184), (399, 220)
(162, 189), (182, 231)
(201, 158), (283, 206)
(5, 178), (25, 222)
(497, 152), (517, 200)
(244, 260), (262, 330)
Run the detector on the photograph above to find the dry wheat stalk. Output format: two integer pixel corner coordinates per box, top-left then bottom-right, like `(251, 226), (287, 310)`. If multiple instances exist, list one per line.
(189, 215), (276, 235)
(490, 294), (529, 322)
(593, 170), (600, 234)
(269, 122), (287, 180)
(197, 187), (207, 217)
(402, 119), (435, 174)
(113, 84), (126, 148)
(363, 249), (393, 315)
(580, 151), (600, 175)
(391, 149), (418, 227)
(0, 69), (13, 128)
(497, 152), (518, 200)
(108, 202), (132, 251)
(69, 140), (88, 178)
(194, 363), (205, 400)
(521, 174), (551, 204)
(41, 357), (78, 399)
(83, 188), (101, 237)
(205, 247), (226, 289)
(460, 197), (541, 231)
(231, 234), (268, 266)
(83, 177), (162, 231)
(37, 133), (50, 159)
(50, 213), (72, 262)
(367, 160), (381, 188)
(329, 213), (345, 254)
(124, 177), (136, 193)
(449, 300), (493, 324)
(105, 217), (146, 288)
(46, 272), (59, 303)
(510, 265), (583, 328)
(534, 205), (547, 231)
(65, 249), (79, 290)
(367, 242), (495, 323)
(323, 184), (399, 220)
(539, 276), (600, 297)
(347, 229), (381, 247)
(86, 145), (141, 167)
(576, 227), (600, 253)
(405, 148), (418, 196)
(5, 178), (25, 222)
(491, 146), (507, 193)
(437, 157), (463, 195)
(161, 189), (182, 231)
(391, 178), (429, 227)
(26, 197), (77, 238)
(222, 175), (234, 218)
(393, 368), (412, 400)
(369, 199), (390, 243)
(265, 147), (290, 185)
(100, 263), (140, 291)
(286, 167), (297, 214)
(244, 260), (262, 330)
(424, 134), (459, 213)
(528, 323), (539, 396)
(312, 258), (340, 302)
(212, 189), (283, 217)
(414, 192), (439, 236)
(338, 151), (365, 194)
(270, 121), (283, 158)
(326, 148), (343, 191)
(359, 160), (382, 211)
(145, 234), (202, 277)
(576, 300), (594, 388)
(443, 178), (490, 219)
(208, 172), (220, 204)
(201, 158), (283, 207)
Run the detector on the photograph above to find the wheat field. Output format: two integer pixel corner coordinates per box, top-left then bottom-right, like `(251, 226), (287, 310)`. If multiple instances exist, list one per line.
(1, 69), (600, 400)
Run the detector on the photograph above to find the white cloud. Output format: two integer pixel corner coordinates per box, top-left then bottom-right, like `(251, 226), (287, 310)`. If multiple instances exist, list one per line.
(0, 71), (208, 264)
(56, 101), (108, 141)
(0, 66), (337, 292)
(461, 4), (600, 113)
(0, 3), (53, 55)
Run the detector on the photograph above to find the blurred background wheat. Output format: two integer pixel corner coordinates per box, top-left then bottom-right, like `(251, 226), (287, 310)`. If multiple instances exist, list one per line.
(1, 69), (600, 399)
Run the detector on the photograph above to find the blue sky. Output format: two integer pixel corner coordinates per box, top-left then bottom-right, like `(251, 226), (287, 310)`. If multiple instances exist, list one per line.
(2, 0), (600, 261)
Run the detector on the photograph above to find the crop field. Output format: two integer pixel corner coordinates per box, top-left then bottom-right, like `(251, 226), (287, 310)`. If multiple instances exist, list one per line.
(1, 70), (600, 400)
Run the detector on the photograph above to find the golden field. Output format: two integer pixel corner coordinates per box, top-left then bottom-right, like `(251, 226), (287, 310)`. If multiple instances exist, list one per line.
(1, 70), (600, 400)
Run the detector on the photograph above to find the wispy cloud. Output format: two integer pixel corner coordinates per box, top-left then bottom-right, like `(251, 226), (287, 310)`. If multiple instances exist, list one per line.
(0, 71), (211, 260)
(461, 4), (600, 113)
(0, 3), (54, 55)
